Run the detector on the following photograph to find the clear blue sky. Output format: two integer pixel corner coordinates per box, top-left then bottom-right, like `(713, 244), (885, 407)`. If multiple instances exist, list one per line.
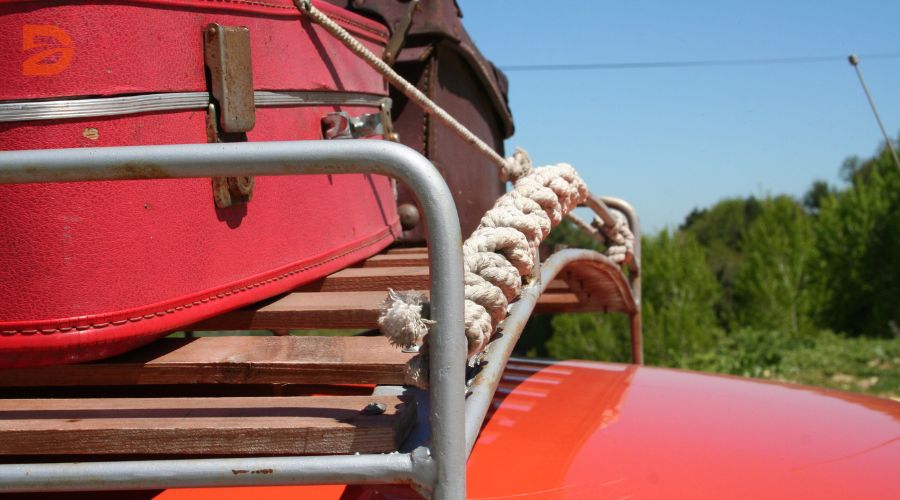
(458, 0), (900, 232)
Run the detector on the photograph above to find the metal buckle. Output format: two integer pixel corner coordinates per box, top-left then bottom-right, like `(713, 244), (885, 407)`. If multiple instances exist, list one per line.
(204, 23), (255, 208)
(323, 111), (384, 139)
(204, 23), (255, 133)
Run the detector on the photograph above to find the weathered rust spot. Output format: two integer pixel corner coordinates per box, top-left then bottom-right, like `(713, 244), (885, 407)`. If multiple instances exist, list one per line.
(117, 162), (170, 179)
(82, 127), (99, 141)
(231, 469), (273, 475)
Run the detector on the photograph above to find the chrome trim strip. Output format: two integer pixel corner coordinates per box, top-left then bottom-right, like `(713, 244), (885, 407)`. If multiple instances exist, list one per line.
(255, 91), (388, 108)
(0, 92), (388, 123)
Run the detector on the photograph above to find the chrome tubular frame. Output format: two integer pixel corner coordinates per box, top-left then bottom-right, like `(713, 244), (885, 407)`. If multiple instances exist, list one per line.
(0, 140), (644, 499)
(463, 249), (631, 454)
(0, 140), (466, 499)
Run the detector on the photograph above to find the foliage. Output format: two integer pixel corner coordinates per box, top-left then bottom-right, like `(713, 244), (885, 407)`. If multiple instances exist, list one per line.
(733, 196), (814, 335)
(544, 230), (722, 366)
(545, 313), (631, 363)
(522, 138), (899, 399)
(777, 331), (900, 397)
(812, 149), (900, 337)
(680, 197), (762, 324)
(679, 328), (806, 378)
(681, 329), (900, 398)
(542, 217), (604, 253)
(640, 230), (723, 364)
(802, 180), (833, 214)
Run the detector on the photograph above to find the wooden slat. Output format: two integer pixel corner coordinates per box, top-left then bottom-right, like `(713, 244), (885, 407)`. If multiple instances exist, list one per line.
(191, 291), (588, 331)
(190, 291), (388, 330)
(386, 247), (429, 255)
(0, 336), (413, 387)
(563, 261), (637, 314)
(299, 267), (572, 294)
(191, 253), (634, 330)
(545, 279), (570, 292)
(297, 266), (430, 292)
(0, 395), (416, 456)
(356, 254), (429, 268)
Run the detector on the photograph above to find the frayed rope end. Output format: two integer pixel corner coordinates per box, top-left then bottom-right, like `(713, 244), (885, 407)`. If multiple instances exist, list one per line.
(377, 289), (435, 349)
(404, 353), (430, 389)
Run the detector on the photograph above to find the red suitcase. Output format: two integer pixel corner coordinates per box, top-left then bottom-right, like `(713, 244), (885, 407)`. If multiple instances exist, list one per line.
(0, 0), (400, 367)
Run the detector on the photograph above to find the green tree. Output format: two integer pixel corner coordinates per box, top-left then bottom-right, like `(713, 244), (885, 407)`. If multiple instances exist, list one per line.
(547, 231), (723, 365)
(680, 197), (763, 325)
(814, 148), (900, 337)
(641, 230), (723, 365)
(733, 196), (814, 335)
(545, 312), (631, 363)
(802, 180), (834, 215)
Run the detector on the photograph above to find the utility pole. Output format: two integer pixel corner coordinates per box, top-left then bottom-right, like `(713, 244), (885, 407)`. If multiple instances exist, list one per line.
(848, 54), (900, 170)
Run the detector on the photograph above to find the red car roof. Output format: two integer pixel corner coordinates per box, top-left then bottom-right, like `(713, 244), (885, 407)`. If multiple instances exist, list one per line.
(155, 359), (900, 499)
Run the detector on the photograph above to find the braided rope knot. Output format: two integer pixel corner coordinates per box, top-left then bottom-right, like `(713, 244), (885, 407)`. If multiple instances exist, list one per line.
(502, 147), (534, 182)
(379, 149), (589, 386)
(595, 209), (636, 264)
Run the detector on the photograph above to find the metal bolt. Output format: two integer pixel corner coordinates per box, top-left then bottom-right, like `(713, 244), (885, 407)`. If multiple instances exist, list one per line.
(398, 203), (420, 230)
(360, 402), (387, 415)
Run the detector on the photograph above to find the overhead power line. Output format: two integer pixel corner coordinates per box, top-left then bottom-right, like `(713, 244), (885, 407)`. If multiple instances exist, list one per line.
(501, 52), (900, 72)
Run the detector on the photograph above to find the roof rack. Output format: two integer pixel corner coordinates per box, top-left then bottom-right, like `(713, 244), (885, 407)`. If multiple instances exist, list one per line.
(0, 140), (640, 499)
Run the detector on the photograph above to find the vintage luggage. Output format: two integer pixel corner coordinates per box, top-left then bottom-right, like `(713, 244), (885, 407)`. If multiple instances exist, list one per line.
(0, 0), (400, 367)
(324, 0), (515, 239)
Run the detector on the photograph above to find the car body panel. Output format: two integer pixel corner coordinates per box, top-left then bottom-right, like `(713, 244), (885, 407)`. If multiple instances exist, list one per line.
(152, 359), (900, 499)
(466, 359), (899, 499)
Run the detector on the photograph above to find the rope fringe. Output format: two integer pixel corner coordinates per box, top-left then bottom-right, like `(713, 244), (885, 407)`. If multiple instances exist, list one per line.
(378, 289), (434, 349)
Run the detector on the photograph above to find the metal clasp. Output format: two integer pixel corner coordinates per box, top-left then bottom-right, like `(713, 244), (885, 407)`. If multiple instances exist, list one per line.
(204, 23), (255, 208)
(323, 111), (384, 139)
(207, 104), (254, 208)
(322, 101), (398, 142)
(204, 23), (255, 133)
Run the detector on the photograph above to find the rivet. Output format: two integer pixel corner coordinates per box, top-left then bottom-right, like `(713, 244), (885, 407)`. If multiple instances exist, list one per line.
(360, 402), (387, 415)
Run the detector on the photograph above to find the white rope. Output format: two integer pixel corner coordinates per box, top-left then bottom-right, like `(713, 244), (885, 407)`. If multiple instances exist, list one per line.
(594, 209), (636, 265)
(295, 2), (631, 386)
(379, 149), (588, 387)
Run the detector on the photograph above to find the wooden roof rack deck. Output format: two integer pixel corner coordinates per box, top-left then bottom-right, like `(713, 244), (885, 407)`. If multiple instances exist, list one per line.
(0, 244), (638, 459)
(0, 141), (641, 498)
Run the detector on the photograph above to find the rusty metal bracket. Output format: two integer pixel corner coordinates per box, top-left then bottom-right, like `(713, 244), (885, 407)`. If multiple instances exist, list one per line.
(204, 23), (255, 208)
(204, 23), (255, 133)
(382, 0), (420, 66)
(207, 103), (253, 208)
(379, 100), (399, 142)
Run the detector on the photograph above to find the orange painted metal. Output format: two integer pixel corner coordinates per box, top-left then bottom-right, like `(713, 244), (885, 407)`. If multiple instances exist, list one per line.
(466, 360), (900, 499)
(152, 359), (900, 499)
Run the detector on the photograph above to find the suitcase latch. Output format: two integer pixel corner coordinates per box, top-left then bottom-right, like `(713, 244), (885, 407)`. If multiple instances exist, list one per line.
(204, 23), (255, 208)
(204, 23), (255, 133)
(322, 104), (397, 141)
